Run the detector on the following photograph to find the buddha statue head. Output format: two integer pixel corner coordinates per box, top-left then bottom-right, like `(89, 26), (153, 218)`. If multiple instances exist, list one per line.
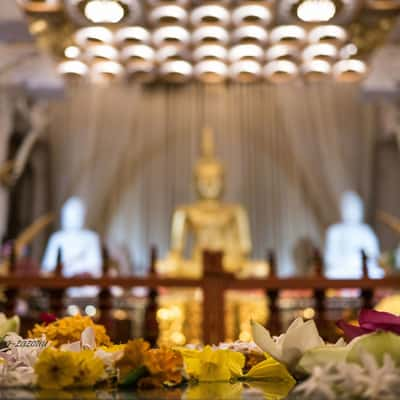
(340, 191), (364, 225)
(194, 127), (224, 200)
(61, 196), (86, 231)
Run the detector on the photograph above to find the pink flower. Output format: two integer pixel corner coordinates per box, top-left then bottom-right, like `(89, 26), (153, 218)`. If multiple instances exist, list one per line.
(337, 309), (400, 341)
(39, 313), (57, 325)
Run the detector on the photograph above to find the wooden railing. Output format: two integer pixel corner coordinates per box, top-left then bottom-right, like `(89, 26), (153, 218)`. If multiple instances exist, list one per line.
(1, 247), (400, 344)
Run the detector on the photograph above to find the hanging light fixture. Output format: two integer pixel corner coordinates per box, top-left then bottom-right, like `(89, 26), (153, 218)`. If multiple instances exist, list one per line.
(192, 26), (230, 46)
(156, 46), (190, 62)
(229, 44), (264, 63)
(152, 26), (190, 47)
(190, 5), (230, 26)
(266, 44), (300, 62)
(264, 60), (299, 83)
(297, 0), (336, 22)
(91, 60), (124, 82)
(308, 25), (348, 46)
(121, 44), (155, 62)
(230, 60), (262, 83)
(270, 25), (307, 45)
(126, 61), (156, 83)
(58, 60), (89, 77)
(333, 59), (367, 82)
(75, 27), (114, 47)
(232, 25), (268, 45)
(302, 59), (332, 80)
(302, 43), (338, 62)
(65, 0), (142, 25)
(159, 60), (192, 83)
(232, 4), (273, 27)
(84, 0), (124, 23)
(85, 44), (119, 62)
(115, 26), (151, 46)
(194, 60), (228, 83)
(193, 44), (228, 62)
(149, 5), (188, 26)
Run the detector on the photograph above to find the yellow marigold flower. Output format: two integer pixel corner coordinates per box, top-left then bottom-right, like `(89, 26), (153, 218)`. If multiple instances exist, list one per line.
(35, 348), (77, 389)
(99, 344), (126, 353)
(29, 315), (111, 347)
(179, 346), (245, 382)
(142, 347), (184, 388)
(72, 350), (105, 387)
(115, 339), (150, 380)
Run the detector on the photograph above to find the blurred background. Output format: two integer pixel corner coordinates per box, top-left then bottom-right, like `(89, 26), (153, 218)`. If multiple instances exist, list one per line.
(2, 0), (400, 345)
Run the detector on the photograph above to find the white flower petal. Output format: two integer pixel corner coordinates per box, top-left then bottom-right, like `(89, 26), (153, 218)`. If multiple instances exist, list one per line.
(81, 327), (96, 350)
(60, 341), (81, 352)
(250, 320), (282, 361)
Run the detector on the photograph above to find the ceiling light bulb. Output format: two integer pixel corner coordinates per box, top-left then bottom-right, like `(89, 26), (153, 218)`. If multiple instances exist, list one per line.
(339, 43), (358, 59)
(64, 45), (81, 59)
(84, 0), (125, 24)
(297, 0), (336, 22)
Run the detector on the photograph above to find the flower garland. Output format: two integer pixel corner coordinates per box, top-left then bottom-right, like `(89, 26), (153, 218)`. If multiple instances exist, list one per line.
(1, 309), (400, 399)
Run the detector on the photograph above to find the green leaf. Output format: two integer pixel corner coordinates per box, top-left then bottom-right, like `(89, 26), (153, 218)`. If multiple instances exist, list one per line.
(119, 365), (148, 388)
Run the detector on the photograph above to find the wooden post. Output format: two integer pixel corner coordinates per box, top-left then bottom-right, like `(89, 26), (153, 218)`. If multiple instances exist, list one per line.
(150, 245), (158, 275)
(144, 288), (159, 347)
(98, 245), (114, 333)
(4, 244), (18, 317)
(266, 250), (280, 335)
(144, 245), (159, 346)
(312, 248), (326, 334)
(48, 248), (65, 317)
(361, 250), (373, 309)
(202, 250), (226, 344)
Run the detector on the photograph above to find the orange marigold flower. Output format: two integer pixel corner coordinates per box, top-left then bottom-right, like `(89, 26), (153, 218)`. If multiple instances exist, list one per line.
(115, 339), (150, 380)
(28, 315), (111, 347)
(143, 348), (184, 387)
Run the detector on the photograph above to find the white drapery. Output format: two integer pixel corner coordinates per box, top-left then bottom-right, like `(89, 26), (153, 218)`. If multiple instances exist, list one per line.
(0, 89), (14, 240)
(46, 81), (378, 276)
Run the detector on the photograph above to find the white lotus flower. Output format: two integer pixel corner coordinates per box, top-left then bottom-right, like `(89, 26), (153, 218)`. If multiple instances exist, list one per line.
(60, 326), (96, 352)
(60, 327), (122, 373)
(251, 318), (324, 372)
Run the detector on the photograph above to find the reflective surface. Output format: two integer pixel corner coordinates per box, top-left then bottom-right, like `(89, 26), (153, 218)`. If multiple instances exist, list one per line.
(0, 382), (297, 399)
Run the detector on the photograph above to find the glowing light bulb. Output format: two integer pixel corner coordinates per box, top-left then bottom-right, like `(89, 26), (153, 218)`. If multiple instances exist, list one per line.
(64, 46), (80, 59)
(297, 0), (336, 22)
(85, 305), (97, 317)
(84, 0), (125, 24)
(67, 305), (80, 316)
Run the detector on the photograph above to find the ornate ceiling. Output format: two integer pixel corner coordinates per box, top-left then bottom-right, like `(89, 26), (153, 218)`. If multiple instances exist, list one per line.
(16, 0), (400, 84)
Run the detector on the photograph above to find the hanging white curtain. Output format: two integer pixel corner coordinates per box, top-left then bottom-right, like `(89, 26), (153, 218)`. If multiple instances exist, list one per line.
(0, 88), (14, 240)
(46, 81), (378, 276)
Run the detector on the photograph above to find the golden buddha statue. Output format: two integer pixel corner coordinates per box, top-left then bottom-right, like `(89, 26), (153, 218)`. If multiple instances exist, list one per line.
(157, 127), (268, 279)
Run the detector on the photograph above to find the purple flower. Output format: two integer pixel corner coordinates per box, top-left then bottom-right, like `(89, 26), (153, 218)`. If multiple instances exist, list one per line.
(337, 309), (400, 341)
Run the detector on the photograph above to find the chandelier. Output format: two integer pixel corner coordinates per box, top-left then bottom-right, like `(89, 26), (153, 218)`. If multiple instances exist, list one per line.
(19, 0), (379, 85)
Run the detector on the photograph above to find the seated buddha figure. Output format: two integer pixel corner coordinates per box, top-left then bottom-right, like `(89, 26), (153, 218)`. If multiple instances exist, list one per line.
(157, 128), (267, 278)
(42, 197), (102, 296)
(324, 191), (383, 279)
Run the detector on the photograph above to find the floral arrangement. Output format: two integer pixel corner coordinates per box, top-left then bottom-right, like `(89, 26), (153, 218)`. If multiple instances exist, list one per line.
(1, 309), (400, 399)
(252, 309), (400, 399)
(0, 313), (295, 398)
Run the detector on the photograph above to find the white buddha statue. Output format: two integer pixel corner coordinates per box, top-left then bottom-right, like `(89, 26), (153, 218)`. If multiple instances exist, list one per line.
(324, 191), (383, 279)
(42, 197), (102, 296)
